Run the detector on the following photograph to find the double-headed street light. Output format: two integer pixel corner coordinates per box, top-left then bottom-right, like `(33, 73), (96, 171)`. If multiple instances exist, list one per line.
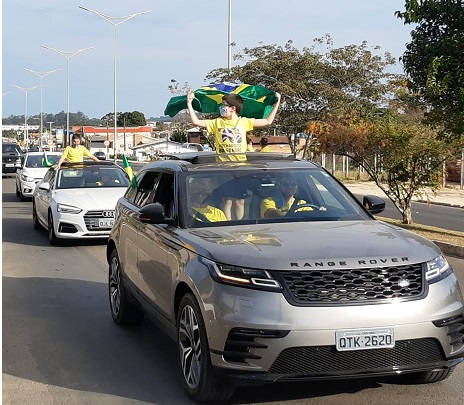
(10, 84), (40, 147)
(41, 46), (93, 147)
(79, 6), (151, 162)
(23, 68), (62, 146)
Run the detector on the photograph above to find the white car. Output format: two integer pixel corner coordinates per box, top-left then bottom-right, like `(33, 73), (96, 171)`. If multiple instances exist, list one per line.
(16, 152), (62, 201)
(32, 161), (130, 245)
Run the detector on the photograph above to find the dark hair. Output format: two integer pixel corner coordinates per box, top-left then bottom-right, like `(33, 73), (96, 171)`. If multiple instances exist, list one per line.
(71, 134), (82, 141)
(260, 137), (269, 146)
(222, 94), (244, 114)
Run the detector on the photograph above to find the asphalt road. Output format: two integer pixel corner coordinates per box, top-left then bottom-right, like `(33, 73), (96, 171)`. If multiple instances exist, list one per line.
(2, 176), (464, 405)
(353, 193), (464, 233)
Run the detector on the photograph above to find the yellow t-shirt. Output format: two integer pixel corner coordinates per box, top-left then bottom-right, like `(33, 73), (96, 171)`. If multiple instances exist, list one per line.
(61, 145), (93, 163)
(206, 117), (254, 161)
(194, 206), (227, 222)
(260, 196), (309, 217)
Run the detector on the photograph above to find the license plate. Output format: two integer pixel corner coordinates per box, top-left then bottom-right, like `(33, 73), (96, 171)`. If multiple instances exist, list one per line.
(336, 328), (394, 351)
(97, 219), (114, 228)
(5, 164), (14, 167)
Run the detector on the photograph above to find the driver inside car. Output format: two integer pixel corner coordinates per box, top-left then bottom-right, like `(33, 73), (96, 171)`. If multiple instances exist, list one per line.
(260, 178), (311, 218)
(188, 177), (227, 222)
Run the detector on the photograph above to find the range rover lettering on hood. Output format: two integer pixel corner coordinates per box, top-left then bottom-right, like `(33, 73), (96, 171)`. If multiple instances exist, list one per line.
(290, 257), (410, 268)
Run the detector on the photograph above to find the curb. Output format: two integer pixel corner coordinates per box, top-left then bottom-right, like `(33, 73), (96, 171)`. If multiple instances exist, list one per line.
(432, 240), (464, 259)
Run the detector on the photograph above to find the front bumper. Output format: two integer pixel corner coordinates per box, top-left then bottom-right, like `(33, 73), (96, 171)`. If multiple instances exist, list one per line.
(52, 210), (114, 239)
(201, 273), (464, 381)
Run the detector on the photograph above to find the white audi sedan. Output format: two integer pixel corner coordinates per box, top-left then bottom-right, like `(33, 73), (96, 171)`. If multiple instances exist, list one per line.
(16, 152), (62, 201)
(32, 161), (130, 245)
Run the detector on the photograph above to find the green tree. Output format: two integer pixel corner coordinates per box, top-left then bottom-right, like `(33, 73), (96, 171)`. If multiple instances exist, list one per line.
(315, 101), (462, 224)
(396, 0), (464, 138)
(206, 37), (398, 149)
(101, 111), (146, 127)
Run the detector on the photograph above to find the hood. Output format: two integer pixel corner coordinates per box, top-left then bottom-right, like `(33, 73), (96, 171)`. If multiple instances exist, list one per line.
(52, 188), (127, 211)
(178, 221), (441, 270)
(23, 167), (51, 179)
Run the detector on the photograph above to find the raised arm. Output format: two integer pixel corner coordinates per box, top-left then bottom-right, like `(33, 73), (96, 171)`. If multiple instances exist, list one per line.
(253, 92), (281, 128)
(186, 91), (207, 128)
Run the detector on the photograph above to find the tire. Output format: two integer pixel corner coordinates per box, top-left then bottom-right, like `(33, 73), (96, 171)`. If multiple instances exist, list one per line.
(32, 202), (41, 230)
(16, 183), (20, 198)
(401, 367), (454, 384)
(108, 249), (144, 325)
(48, 211), (60, 246)
(20, 190), (27, 202)
(177, 293), (235, 403)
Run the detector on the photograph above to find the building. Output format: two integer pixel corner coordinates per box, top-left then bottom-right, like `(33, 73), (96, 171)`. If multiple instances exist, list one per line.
(74, 125), (154, 157)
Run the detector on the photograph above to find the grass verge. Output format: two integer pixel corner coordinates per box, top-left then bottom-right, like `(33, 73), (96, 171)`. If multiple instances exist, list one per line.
(376, 216), (464, 247)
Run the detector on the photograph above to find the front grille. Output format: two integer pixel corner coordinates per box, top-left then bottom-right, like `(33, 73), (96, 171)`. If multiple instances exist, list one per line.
(269, 338), (445, 375)
(276, 264), (424, 305)
(83, 210), (114, 230)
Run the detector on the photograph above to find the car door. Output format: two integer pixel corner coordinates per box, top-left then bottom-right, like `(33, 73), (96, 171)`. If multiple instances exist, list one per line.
(34, 169), (56, 225)
(137, 171), (180, 318)
(117, 171), (162, 289)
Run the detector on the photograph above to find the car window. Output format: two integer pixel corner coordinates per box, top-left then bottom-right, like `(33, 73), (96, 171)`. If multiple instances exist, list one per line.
(42, 169), (56, 189)
(128, 171), (161, 207)
(180, 168), (371, 228)
(57, 169), (86, 189)
(82, 167), (130, 188)
(153, 173), (175, 218)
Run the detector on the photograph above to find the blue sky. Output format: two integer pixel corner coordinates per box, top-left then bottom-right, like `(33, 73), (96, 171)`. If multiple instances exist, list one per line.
(2, 0), (414, 121)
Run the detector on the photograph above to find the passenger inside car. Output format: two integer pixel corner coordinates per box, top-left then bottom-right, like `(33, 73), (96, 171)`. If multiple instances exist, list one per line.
(260, 177), (310, 218)
(187, 177), (227, 222)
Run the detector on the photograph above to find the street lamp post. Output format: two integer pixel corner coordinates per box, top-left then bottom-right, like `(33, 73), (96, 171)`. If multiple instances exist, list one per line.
(10, 84), (40, 147)
(47, 121), (54, 147)
(41, 46), (92, 147)
(228, 0), (232, 71)
(23, 68), (62, 147)
(79, 6), (151, 163)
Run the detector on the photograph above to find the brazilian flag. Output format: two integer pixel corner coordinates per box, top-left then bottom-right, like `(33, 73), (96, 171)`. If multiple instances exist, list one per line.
(122, 155), (137, 189)
(42, 152), (54, 167)
(164, 82), (278, 119)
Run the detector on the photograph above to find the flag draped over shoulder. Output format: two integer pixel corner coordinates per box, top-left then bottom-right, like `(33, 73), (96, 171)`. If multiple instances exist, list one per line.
(164, 82), (278, 119)
(122, 155), (137, 189)
(42, 152), (54, 167)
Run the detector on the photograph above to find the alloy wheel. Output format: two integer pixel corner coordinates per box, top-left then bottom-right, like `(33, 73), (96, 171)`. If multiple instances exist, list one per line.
(178, 304), (201, 389)
(109, 255), (121, 317)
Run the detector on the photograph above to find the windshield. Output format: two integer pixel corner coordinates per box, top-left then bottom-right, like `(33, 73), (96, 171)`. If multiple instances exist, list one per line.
(181, 169), (371, 228)
(25, 154), (60, 168)
(2, 144), (22, 154)
(56, 166), (130, 189)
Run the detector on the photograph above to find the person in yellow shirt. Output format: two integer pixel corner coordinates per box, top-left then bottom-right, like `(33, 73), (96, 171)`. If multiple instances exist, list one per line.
(188, 177), (227, 222)
(259, 137), (272, 152)
(261, 178), (310, 218)
(56, 134), (99, 169)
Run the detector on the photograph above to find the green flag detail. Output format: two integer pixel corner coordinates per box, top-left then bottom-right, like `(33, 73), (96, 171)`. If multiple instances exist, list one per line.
(122, 155), (137, 189)
(42, 152), (54, 167)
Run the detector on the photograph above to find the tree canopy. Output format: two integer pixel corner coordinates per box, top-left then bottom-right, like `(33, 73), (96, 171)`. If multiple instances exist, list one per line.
(396, 0), (464, 138)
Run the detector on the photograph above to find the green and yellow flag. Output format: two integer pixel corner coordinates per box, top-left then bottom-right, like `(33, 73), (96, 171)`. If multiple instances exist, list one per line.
(42, 152), (54, 167)
(122, 155), (137, 189)
(164, 82), (278, 119)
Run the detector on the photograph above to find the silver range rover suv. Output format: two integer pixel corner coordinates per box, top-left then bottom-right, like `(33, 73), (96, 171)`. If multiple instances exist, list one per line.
(107, 152), (464, 403)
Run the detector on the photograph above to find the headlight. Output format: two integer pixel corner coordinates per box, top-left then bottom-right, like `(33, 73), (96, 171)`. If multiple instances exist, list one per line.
(21, 173), (35, 182)
(57, 203), (82, 214)
(202, 258), (281, 292)
(425, 255), (452, 283)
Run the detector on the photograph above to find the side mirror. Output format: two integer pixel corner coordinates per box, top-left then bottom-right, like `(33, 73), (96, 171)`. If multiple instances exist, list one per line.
(363, 195), (385, 215)
(38, 182), (50, 191)
(139, 203), (175, 225)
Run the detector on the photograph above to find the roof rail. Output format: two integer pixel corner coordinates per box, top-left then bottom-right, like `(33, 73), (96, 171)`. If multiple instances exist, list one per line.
(159, 152), (297, 164)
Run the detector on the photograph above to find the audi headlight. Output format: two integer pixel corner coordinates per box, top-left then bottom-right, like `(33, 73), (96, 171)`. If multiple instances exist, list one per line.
(425, 255), (452, 283)
(202, 258), (281, 292)
(57, 203), (82, 214)
(21, 173), (35, 182)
